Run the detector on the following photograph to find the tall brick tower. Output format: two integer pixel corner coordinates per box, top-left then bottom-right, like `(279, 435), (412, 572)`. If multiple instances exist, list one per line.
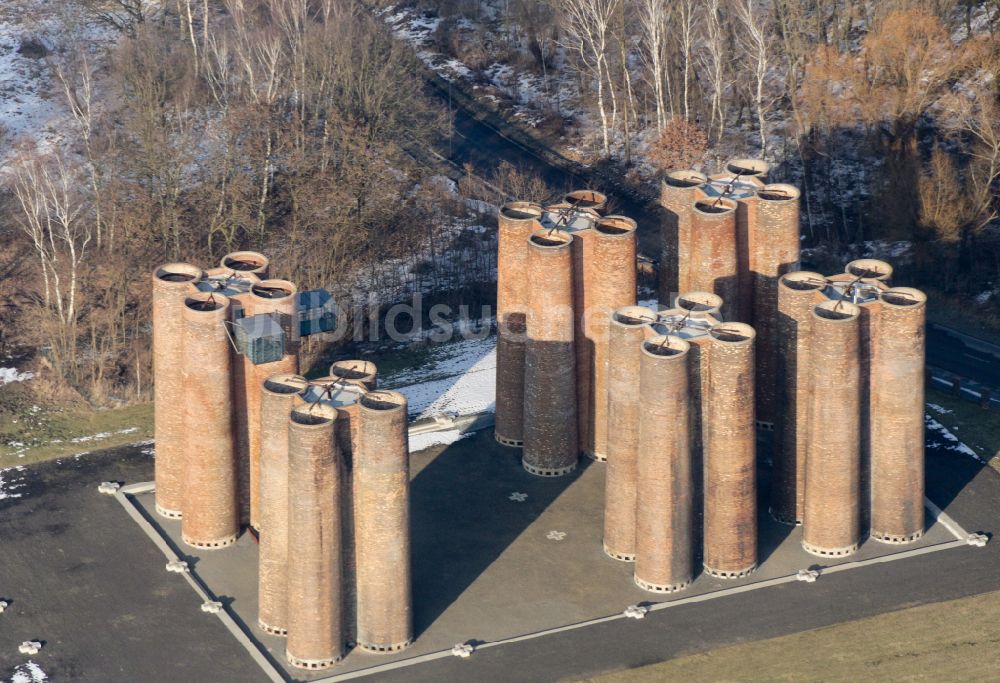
(258, 372), (307, 637)
(180, 291), (238, 549)
(584, 216), (637, 461)
(771, 271), (826, 524)
(634, 335), (693, 593)
(703, 322), (757, 578)
(355, 390), (413, 653)
(870, 287), (927, 543)
(495, 202), (544, 448)
(152, 262), (204, 519)
(803, 300), (862, 557)
(604, 305), (658, 561)
(286, 400), (344, 669)
(523, 229), (578, 476)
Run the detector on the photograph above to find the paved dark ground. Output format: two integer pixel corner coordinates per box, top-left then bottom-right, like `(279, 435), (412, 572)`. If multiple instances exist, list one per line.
(0, 450), (270, 683)
(0, 433), (997, 683)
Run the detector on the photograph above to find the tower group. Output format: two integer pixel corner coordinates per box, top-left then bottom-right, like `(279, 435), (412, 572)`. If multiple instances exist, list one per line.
(494, 161), (928, 593)
(151, 253), (411, 670)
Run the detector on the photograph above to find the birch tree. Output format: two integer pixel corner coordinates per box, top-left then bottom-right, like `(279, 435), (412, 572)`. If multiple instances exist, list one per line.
(735, 0), (772, 155)
(698, 0), (728, 142)
(559, 0), (621, 156)
(637, 0), (669, 131)
(10, 151), (93, 378)
(676, 0), (697, 122)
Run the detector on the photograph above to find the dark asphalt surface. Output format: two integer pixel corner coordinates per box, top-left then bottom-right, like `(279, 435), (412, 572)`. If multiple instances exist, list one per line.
(0, 450), (269, 683)
(926, 324), (1000, 390)
(0, 436), (997, 682)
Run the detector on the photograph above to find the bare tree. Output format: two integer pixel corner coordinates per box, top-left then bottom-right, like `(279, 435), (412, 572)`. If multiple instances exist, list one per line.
(734, 0), (772, 155)
(9, 151), (93, 377)
(80, 0), (159, 36)
(698, 0), (728, 142)
(676, 0), (697, 122)
(558, 0), (621, 156)
(637, 0), (669, 131)
(54, 53), (107, 248)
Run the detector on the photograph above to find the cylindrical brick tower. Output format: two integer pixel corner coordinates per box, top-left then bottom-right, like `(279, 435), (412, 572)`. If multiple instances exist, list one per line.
(330, 360), (378, 391)
(751, 184), (801, 428)
(669, 291), (723, 545)
(220, 250), (270, 277)
(152, 262), (203, 519)
(771, 271), (826, 525)
(634, 335), (692, 593)
(837, 258), (891, 532)
(703, 322), (757, 578)
(258, 373), (307, 636)
(302, 377), (367, 650)
(355, 390), (412, 653)
(689, 198), (739, 321)
(243, 279), (299, 532)
(675, 291), (724, 318)
(724, 158), (770, 182)
(564, 189), (608, 213)
(523, 229), (578, 476)
(495, 202), (543, 448)
(584, 216), (638, 462)
(603, 305), (657, 561)
(803, 300), (862, 557)
(286, 401), (343, 669)
(870, 287), (927, 544)
(659, 170), (707, 305)
(845, 259), (893, 283)
(181, 292), (239, 548)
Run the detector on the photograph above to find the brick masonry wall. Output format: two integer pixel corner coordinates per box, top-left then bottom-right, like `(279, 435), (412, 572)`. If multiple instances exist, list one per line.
(258, 373), (306, 636)
(603, 306), (657, 561)
(870, 288), (927, 542)
(703, 323), (758, 577)
(356, 391), (413, 652)
(523, 230), (578, 476)
(152, 262), (203, 518)
(803, 302), (862, 557)
(286, 402), (343, 669)
(181, 292), (239, 548)
(635, 336), (693, 592)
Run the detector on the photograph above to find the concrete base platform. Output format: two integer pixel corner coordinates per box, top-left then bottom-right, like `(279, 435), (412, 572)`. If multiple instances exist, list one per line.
(122, 429), (967, 682)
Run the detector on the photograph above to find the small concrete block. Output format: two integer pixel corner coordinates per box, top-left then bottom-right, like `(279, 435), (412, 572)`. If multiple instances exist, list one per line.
(166, 560), (190, 573)
(0, 601), (8, 613)
(451, 643), (474, 658)
(97, 481), (121, 495)
(18, 641), (41, 655)
(624, 604), (648, 619)
(201, 601), (223, 614)
(796, 569), (820, 583)
(967, 533), (989, 547)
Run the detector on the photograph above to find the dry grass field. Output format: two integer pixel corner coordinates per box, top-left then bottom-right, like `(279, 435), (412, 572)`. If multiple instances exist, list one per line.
(580, 590), (1000, 682)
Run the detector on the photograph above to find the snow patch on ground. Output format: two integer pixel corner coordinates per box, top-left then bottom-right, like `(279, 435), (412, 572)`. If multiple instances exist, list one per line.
(0, 464), (27, 500)
(9, 660), (49, 683)
(926, 414), (984, 463)
(70, 427), (138, 444)
(0, 368), (33, 385)
(926, 403), (952, 415)
(0, 1), (116, 158)
(408, 429), (473, 453)
(387, 335), (497, 419)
